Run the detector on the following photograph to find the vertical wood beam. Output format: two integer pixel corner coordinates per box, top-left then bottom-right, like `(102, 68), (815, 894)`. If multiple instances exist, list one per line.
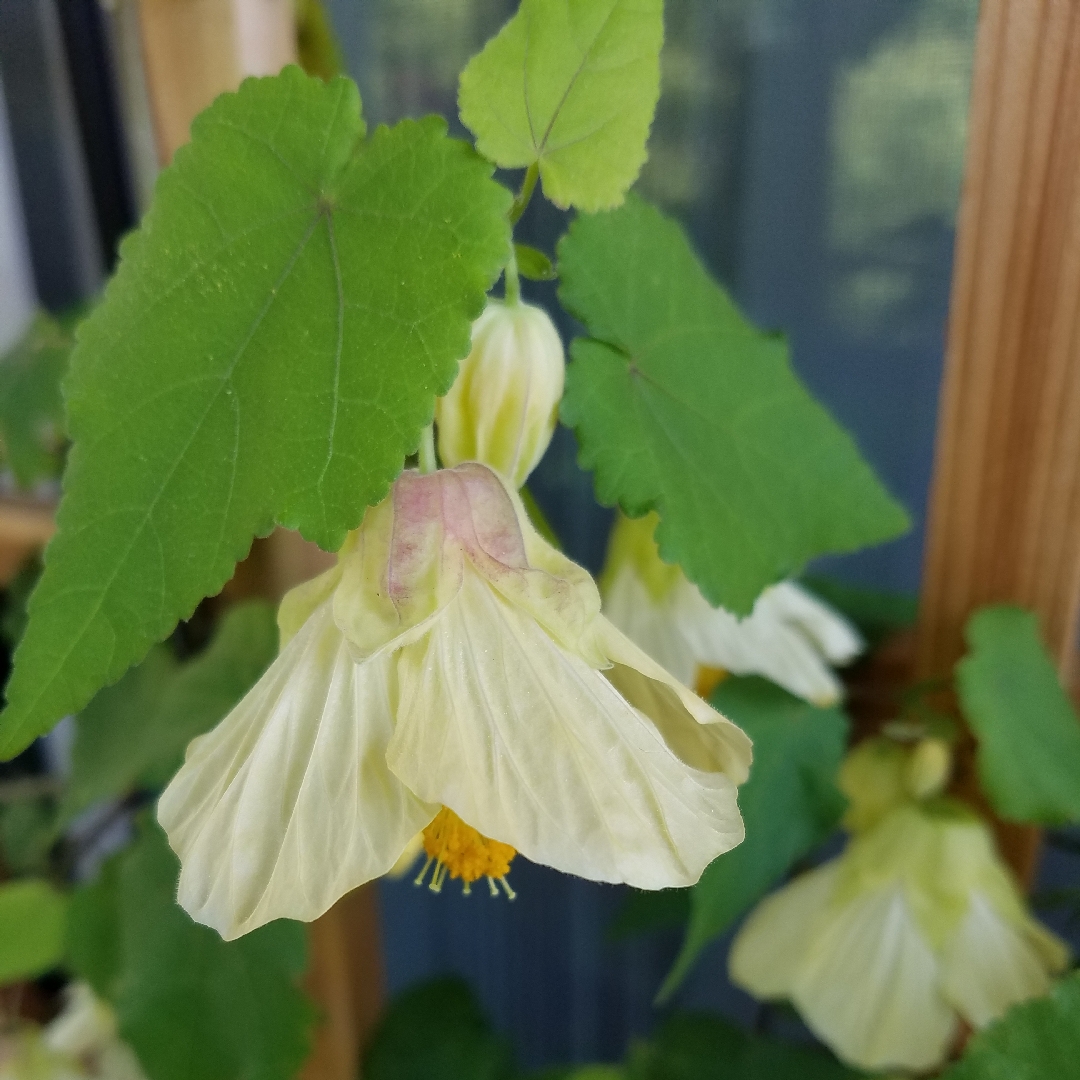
(132, 12), (382, 1076)
(137, 0), (296, 164)
(917, 0), (1080, 879)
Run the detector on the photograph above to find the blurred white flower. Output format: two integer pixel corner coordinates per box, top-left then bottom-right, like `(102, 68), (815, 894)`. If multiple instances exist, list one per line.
(436, 299), (564, 487)
(729, 788), (1070, 1073)
(159, 463), (751, 940)
(601, 512), (863, 704)
(0, 983), (144, 1080)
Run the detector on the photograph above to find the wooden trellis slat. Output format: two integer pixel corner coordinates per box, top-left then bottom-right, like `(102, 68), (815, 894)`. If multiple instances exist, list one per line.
(916, 0), (1080, 883)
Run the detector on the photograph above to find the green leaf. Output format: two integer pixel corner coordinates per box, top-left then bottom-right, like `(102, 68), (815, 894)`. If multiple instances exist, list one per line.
(363, 976), (516, 1080)
(940, 970), (1080, 1080)
(0, 66), (510, 759)
(800, 574), (918, 648)
(558, 196), (910, 614)
(459, 0), (663, 211)
(0, 311), (72, 488)
(0, 878), (68, 983)
(627, 1013), (865, 1080)
(0, 794), (58, 876)
(608, 886), (690, 940)
(67, 853), (123, 998)
(67, 817), (315, 1080)
(60, 601), (278, 824)
(956, 605), (1080, 825)
(515, 243), (557, 281)
(657, 676), (848, 1001)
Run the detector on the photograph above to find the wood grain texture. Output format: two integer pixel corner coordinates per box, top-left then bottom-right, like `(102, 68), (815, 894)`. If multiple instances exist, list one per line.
(917, 0), (1080, 882)
(0, 498), (55, 585)
(299, 887), (387, 1080)
(137, 0), (296, 163)
(133, 15), (380, 1076)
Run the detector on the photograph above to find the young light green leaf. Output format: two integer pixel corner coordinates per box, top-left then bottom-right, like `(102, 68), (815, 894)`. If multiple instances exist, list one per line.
(956, 605), (1080, 826)
(0, 878), (68, 983)
(515, 243), (558, 281)
(559, 196), (910, 614)
(0, 67), (510, 759)
(0, 311), (72, 489)
(940, 970), (1080, 1080)
(67, 817), (315, 1080)
(363, 976), (516, 1080)
(459, 0), (663, 211)
(60, 601), (278, 824)
(657, 676), (848, 1001)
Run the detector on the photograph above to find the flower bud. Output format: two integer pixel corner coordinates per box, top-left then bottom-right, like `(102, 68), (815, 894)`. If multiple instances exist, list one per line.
(905, 737), (952, 800)
(436, 300), (564, 488)
(838, 737), (908, 833)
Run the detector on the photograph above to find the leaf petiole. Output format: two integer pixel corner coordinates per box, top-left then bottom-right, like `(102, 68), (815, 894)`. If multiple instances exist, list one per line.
(508, 162), (539, 225)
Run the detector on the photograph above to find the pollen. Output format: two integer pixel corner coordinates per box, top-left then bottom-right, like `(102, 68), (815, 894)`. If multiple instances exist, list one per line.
(414, 807), (517, 898)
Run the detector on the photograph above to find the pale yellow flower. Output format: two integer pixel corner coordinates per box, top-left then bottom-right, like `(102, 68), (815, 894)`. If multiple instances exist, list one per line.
(601, 512), (862, 704)
(159, 463), (751, 940)
(0, 984), (144, 1080)
(729, 795), (1070, 1073)
(435, 299), (564, 487)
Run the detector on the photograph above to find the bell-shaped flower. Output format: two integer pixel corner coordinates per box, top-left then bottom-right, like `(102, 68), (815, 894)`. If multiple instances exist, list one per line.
(158, 463), (751, 940)
(729, 770), (1070, 1073)
(0, 1031), (73, 1080)
(435, 299), (565, 487)
(836, 735), (953, 833)
(42, 984), (145, 1080)
(601, 512), (863, 704)
(0, 983), (145, 1080)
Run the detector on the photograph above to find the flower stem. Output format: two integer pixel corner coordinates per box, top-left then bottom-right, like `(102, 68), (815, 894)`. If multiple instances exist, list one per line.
(504, 241), (522, 306)
(418, 424), (438, 474)
(508, 162), (539, 225)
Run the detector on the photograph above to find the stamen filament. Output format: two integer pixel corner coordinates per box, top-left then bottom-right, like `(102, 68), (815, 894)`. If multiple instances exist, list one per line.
(416, 807), (518, 899)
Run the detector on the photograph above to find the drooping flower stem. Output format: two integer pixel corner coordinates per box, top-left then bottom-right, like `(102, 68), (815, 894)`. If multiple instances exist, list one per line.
(418, 424), (438, 474)
(503, 241), (522, 306)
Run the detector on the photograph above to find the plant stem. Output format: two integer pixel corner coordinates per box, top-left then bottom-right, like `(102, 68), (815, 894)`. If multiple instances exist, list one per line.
(418, 423), (438, 474)
(504, 241), (522, 305)
(509, 162), (539, 225)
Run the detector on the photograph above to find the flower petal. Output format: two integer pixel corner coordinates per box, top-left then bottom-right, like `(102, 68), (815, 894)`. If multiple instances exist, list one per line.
(602, 563), (698, 686)
(728, 863), (839, 998)
(595, 615), (752, 783)
(158, 603), (437, 939)
(386, 573), (744, 889)
(278, 558), (344, 648)
(791, 887), (956, 1072)
(334, 490), (466, 659)
(940, 892), (1061, 1028)
(683, 580), (848, 706)
(762, 583), (863, 666)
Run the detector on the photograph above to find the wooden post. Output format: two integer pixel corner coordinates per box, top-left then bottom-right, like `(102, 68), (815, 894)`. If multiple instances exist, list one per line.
(129, 10), (385, 1076)
(916, 0), (1080, 882)
(137, 0), (296, 164)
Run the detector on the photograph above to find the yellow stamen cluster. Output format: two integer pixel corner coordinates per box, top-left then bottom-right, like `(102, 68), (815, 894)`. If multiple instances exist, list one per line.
(415, 807), (517, 898)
